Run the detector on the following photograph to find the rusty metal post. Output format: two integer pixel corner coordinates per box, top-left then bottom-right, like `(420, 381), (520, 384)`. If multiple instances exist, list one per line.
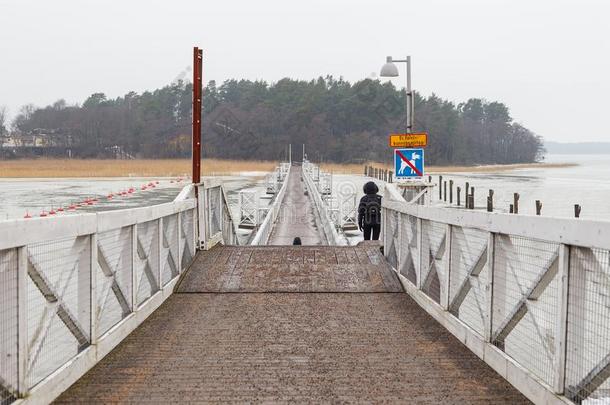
(574, 204), (581, 218)
(487, 189), (494, 212)
(439, 176), (443, 200)
(513, 193), (520, 214)
(449, 180), (453, 204)
(536, 200), (543, 215)
(457, 187), (461, 206)
(192, 47), (203, 185)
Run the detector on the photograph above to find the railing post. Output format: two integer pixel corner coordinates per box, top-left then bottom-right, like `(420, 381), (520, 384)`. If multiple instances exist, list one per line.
(90, 234), (98, 344)
(484, 232), (495, 342)
(177, 212), (183, 272)
(553, 244), (570, 394)
(416, 218), (423, 289)
(441, 224), (452, 310)
(17, 246), (28, 396)
(131, 224), (138, 311)
(157, 218), (163, 288)
(192, 206), (197, 254)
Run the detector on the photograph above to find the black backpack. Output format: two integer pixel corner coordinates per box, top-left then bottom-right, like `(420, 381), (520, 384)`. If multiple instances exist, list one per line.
(361, 195), (382, 226)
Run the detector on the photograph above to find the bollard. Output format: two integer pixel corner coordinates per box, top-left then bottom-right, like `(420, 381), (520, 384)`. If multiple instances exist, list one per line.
(574, 204), (581, 218)
(487, 190), (494, 212)
(364, 166), (367, 176)
(389, 171), (393, 183)
(509, 204), (514, 214)
(439, 176), (443, 200)
(535, 200), (542, 215)
(443, 181), (447, 202)
(513, 193), (520, 214)
(457, 187), (461, 206)
(470, 187), (475, 209)
(449, 180), (454, 204)
(428, 175), (432, 183)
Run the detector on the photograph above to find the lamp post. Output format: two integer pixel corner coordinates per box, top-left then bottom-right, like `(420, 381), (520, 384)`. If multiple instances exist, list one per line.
(380, 56), (413, 134)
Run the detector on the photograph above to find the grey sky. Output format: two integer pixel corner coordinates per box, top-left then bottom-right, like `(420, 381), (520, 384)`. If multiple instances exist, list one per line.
(0, 0), (608, 142)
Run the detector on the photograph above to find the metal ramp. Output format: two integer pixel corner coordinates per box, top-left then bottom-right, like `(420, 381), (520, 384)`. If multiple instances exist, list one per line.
(55, 245), (529, 404)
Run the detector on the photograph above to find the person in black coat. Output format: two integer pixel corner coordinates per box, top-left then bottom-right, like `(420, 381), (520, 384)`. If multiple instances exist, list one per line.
(358, 181), (382, 240)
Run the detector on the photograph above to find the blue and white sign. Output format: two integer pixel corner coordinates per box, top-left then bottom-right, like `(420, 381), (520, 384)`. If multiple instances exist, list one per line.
(394, 148), (425, 178)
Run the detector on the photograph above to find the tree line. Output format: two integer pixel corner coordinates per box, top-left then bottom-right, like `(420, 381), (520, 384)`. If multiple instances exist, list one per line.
(4, 77), (544, 164)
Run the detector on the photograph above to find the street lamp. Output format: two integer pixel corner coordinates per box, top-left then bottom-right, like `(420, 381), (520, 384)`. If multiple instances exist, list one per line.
(380, 56), (414, 133)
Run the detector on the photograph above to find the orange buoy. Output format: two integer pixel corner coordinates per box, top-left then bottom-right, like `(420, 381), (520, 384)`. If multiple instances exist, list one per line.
(24, 211), (31, 219)
(49, 208), (56, 215)
(40, 210), (48, 217)
(57, 206), (64, 212)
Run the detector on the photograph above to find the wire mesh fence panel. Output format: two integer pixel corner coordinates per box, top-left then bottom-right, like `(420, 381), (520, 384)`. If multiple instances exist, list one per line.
(161, 214), (179, 286)
(208, 187), (222, 236)
(565, 247), (610, 403)
(449, 226), (489, 336)
(181, 209), (195, 270)
(398, 213), (418, 284)
(492, 234), (560, 387)
(26, 236), (91, 388)
(136, 221), (159, 307)
(421, 220), (446, 304)
(0, 248), (18, 404)
(385, 209), (400, 269)
(96, 227), (133, 338)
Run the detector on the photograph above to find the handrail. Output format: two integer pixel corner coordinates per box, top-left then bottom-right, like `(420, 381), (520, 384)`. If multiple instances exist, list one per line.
(250, 165), (291, 245)
(381, 182), (610, 405)
(195, 180), (240, 249)
(301, 161), (346, 245)
(0, 186), (198, 405)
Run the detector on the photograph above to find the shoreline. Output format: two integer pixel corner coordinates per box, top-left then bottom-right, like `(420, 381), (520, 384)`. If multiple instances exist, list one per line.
(0, 158), (577, 178)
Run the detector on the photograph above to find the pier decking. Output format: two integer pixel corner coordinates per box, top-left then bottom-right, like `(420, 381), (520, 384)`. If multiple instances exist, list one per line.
(55, 245), (528, 403)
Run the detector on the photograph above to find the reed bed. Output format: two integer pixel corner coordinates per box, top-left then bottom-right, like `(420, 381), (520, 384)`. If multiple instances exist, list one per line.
(0, 159), (277, 178)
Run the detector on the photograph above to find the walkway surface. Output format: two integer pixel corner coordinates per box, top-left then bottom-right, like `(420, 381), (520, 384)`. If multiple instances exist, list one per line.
(268, 165), (326, 245)
(57, 245), (529, 404)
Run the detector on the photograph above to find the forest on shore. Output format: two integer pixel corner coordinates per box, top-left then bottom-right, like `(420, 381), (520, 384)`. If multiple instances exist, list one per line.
(3, 77), (545, 164)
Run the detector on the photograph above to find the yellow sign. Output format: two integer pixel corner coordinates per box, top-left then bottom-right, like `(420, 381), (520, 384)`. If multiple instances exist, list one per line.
(389, 133), (428, 148)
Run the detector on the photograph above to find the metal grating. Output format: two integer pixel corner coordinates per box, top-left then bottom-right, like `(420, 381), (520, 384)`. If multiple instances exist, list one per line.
(26, 236), (91, 388)
(161, 214), (179, 286)
(96, 227), (133, 337)
(421, 220), (446, 304)
(449, 226), (489, 336)
(565, 247), (610, 403)
(0, 249), (18, 405)
(492, 234), (560, 387)
(136, 221), (160, 307)
(398, 213), (418, 284)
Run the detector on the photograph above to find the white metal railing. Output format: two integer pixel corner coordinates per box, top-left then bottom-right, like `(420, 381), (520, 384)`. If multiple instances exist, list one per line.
(250, 165), (291, 245)
(0, 180), (237, 405)
(302, 161), (346, 245)
(194, 180), (239, 250)
(382, 183), (610, 405)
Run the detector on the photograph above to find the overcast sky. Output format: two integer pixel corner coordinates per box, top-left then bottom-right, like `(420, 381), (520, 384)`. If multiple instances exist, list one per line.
(1, 0), (608, 142)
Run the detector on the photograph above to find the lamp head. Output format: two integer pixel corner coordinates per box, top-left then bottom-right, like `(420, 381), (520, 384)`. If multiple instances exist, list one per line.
(380, 56), (399, 77)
